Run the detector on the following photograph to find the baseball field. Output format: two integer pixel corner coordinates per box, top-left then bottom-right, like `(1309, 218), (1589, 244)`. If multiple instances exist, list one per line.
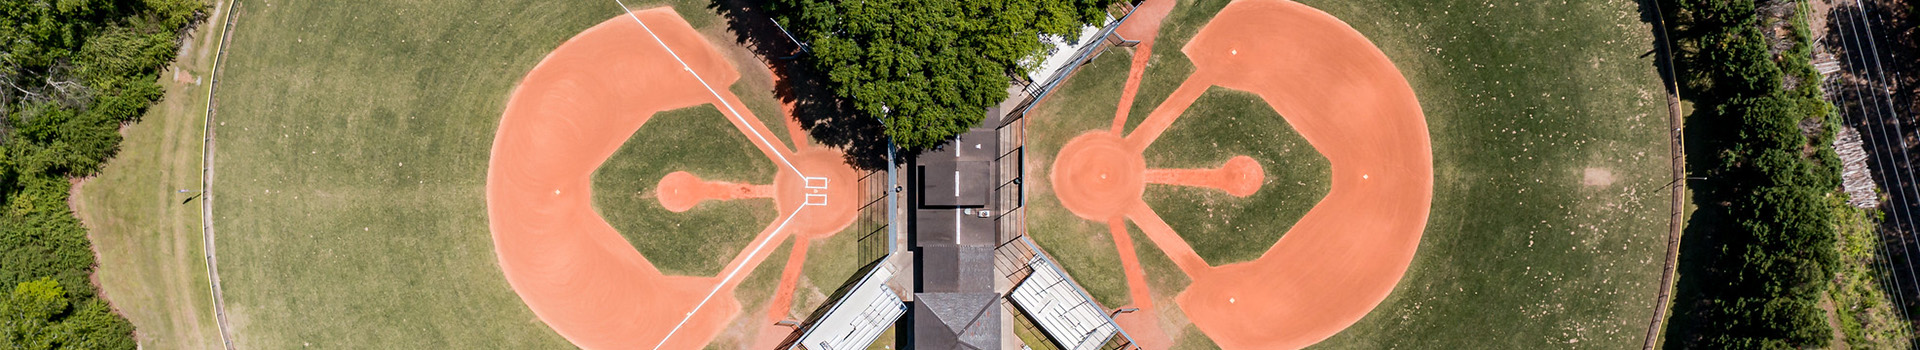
(200, 0), (873, 348)
(1025, 0), (1671, 348)
(75, 0), (1673, 348)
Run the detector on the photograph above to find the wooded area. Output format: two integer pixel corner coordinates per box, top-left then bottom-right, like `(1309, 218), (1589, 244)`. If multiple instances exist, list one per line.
(766, 0), (1117, 149)
(1, 0), (203, 347)
(1663, 0), (1854, 347)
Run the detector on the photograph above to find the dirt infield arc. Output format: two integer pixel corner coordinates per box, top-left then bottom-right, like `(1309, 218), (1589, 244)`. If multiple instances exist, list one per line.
(485, 8), (856, 349)
(1055, 0), (1434, 348)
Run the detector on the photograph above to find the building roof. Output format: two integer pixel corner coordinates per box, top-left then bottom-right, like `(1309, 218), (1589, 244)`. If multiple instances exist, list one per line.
(912, 292), (1001, 350)
(915, 245), (995, 293)
(920, 161), (991, 208)
(912, 209), (996, 248)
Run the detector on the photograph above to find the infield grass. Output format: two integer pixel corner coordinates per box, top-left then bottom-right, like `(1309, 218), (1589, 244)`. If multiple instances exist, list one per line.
(1033, 0), (1672, 348)
(207, 0), (816, 347)
(592, 105), (778, 276)
(1141, 87), (1331, 266)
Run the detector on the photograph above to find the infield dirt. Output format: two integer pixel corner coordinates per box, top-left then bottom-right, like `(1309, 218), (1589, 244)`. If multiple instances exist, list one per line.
(486, 8), (856, 349)
(1049, 0), (1433, 348)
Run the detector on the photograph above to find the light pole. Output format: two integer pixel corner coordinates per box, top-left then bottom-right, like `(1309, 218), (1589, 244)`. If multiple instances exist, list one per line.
(1108, 307), (1139, 318)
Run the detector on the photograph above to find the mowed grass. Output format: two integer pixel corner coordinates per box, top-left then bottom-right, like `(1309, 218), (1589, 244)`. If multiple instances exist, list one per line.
(1141, 87), (1331, 266)
(592, 105), (777, 276)
(1032, 0), (1672, 348)
(1024, 49), (1137, 308)
(207, 0), (814, 348)
(72, 1), (230, 348)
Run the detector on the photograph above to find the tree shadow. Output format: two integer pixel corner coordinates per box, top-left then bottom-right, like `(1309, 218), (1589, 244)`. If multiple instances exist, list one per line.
(707, 0), (904, 171)
(1626, 0), (1709, 347)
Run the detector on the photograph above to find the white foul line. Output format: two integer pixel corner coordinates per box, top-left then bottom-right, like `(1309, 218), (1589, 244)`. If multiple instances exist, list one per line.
(608, 2), (822, 347)
(651, 204), (811, 349)
(613, 0), (803, 177)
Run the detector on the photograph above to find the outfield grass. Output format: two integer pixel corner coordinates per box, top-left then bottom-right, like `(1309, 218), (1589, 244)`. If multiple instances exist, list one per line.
(1024, 49), (1138, 308)
(1030, 0), (1672, 348)
(1300, 0), (1670, 347)
(591, 105), (778, 276)
(1141, 87), (1331, 266)
(788, 226), (868, 318)
(73, 1), (231, 348)
(205, 0), (811, 347)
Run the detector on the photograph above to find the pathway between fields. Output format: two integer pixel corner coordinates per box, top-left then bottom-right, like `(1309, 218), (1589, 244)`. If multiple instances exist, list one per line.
(1640, 0), (1688, 348)
(200, 0), (243, 348)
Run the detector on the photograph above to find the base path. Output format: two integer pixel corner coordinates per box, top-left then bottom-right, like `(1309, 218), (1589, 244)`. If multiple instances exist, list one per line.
(485, 8), (855, 349)
(1051, 0), (1432, 348)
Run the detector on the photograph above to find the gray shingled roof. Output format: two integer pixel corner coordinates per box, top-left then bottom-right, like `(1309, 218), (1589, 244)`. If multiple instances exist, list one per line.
(912, 293), (1001, 350)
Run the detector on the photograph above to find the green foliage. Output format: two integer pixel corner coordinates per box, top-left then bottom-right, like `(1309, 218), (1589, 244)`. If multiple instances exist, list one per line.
(1663, 0), (1855, 348)
(1829, 203), (1914, 347)
(0, 0), (205, 347)
(769, 0), (1117, 149)
(0, 278), (136, 350)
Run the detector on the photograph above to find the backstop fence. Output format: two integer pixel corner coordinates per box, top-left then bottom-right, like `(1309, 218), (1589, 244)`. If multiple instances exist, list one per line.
(853, 161), (894, 265)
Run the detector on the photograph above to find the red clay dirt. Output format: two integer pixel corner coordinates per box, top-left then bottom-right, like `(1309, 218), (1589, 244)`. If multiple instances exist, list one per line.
(1142, 156), (1264, 197)
(486, 8), (856, 349)
(1052, 0), (1432, 348)
(656, 171), (774, 213)
(1110, 0), (1177, 132)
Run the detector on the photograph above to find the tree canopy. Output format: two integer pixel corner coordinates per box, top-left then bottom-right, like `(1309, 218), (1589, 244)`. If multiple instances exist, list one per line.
(1, 0), (204, 347)
(770, 0), (1117, 149)
(1661, 0), (1850, 348)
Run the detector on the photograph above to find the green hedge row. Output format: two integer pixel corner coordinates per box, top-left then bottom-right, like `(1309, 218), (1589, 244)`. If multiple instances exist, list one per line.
(1666, 0), (1849, 348)
(1, 0), (202, 348)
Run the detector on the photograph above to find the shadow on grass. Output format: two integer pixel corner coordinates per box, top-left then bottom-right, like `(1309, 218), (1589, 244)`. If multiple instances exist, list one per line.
(707, 0), (902, 171)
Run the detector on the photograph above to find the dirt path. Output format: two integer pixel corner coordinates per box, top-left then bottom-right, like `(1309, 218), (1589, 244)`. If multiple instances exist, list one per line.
(485, 7), (856, 349)
(1050, 1), (1432, 348)
(200, 1), (243, 348)
(1641, 0), (1687, 347)
(1110, 0), (1176, 132)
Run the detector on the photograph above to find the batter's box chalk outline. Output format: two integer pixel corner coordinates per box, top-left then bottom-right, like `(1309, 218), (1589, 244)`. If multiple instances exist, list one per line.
(804, 177), (829, 189)
(804, 193), (828, 206)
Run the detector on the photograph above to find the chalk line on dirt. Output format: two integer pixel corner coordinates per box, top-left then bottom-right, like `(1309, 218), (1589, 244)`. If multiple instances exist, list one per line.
(606, 1), (825, 347)
(613, 0), (803, 177)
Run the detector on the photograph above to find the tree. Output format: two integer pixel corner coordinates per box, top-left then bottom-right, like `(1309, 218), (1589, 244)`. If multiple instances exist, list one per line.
(770, 0), (1118, 149)
(0, 278), (135, 350)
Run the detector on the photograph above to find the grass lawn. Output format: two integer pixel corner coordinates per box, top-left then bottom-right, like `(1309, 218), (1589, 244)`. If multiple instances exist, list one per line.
(1029, 0), (1672, 348)
(206, 0), (810, 347)
(591, 105), (778, 276)
(72, 1), (231, 348)
(705, 239), (789, 350)
(1141, 87), (1331, 266)
(789, 226), (869, 318)
(1024, 49), (1138, 308)
(1306, 0), (1670, 347)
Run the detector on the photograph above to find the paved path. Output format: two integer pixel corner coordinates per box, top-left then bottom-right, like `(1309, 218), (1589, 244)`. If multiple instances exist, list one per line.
(1641, 1), (1687, 348)
(200, 1), (243, 348)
